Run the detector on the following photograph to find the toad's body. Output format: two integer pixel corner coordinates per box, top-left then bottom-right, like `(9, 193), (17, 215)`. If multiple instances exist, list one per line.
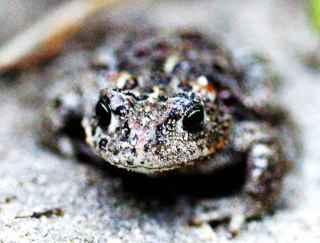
(42, 30), (299, 231)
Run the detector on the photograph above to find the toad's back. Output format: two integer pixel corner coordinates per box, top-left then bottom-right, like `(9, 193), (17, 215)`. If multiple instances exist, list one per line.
(95, 30), (276, 121)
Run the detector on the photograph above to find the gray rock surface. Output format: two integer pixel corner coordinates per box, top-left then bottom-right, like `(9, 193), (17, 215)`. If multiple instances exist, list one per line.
(1, 0), (320, 242)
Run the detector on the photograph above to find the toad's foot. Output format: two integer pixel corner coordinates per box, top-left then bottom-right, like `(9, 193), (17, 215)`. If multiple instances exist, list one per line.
(190, 196), (251, 236)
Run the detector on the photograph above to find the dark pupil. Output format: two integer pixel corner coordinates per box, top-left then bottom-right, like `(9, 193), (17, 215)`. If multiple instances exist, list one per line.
(95, 98), (111, 130)
(183, 104), (204, 132)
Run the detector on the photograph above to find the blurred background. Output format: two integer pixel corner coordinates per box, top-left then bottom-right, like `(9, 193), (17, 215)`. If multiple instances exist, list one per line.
(0, 0), (319, 242)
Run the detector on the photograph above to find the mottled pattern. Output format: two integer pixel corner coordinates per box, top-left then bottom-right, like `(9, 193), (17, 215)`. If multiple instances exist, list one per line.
(81, 30), (283, 173)
(40, 29), (300, 231)
(42, 29), (296, 174)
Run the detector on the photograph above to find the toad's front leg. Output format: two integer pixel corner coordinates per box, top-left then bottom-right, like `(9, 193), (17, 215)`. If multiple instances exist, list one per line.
(192, 121), (291, 234)
(41, 88), (87, 158)
(234, 121), (290, 217)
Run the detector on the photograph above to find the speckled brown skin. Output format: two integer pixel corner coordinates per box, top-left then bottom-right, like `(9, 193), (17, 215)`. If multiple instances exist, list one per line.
(42, 29), (298, 233)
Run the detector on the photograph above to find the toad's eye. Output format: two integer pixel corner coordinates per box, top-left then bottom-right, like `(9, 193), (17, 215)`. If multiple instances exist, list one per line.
(183, 103), (204, 132)
(95, 97), (112, 130)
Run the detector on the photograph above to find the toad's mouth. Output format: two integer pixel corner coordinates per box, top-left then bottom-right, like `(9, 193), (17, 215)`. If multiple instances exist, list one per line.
(90, 142), (224, 175)
(104, 159), (195, 174)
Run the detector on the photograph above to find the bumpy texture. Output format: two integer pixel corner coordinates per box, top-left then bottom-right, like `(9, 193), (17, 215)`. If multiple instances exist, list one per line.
(42, 30), (293, 173)
(42, 29), (298, 230)
(84, 31), (235, 173)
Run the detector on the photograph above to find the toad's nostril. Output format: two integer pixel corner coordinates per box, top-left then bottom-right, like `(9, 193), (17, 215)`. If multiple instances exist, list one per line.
(98, 138), (108, 151)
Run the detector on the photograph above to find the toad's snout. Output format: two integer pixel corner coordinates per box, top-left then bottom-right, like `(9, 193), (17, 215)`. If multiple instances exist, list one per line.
(130, 125), (156, 155)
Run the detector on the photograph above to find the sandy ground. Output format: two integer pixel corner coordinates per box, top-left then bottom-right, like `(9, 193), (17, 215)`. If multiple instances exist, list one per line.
(0, 0), (320, 242)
